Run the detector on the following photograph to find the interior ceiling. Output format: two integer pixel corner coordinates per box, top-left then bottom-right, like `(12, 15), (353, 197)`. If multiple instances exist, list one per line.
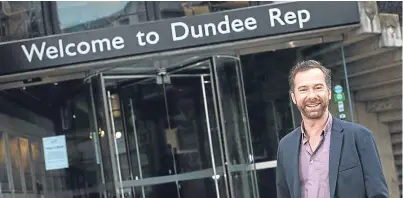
(102, 54), (209, 75)
(0, 55), (211, 120)
(0, 79), (84, 119)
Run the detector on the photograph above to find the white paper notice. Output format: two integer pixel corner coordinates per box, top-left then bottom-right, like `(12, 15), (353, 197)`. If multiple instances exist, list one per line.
(43, 135), (69, 170)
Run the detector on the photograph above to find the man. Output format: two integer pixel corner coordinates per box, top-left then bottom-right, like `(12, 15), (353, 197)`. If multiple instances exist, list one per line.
(276, 60), (389, 198)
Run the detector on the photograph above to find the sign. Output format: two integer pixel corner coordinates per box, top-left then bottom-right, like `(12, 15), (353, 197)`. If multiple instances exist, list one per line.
(43, 135), (69, 170)
(334, 85), (343, 94)
(92, 132), (101, 165)
(337, 101), (345, 112)
(339, 113), (346, 120)
(0, 2), (359, 75)
(334, 93), (345, 102)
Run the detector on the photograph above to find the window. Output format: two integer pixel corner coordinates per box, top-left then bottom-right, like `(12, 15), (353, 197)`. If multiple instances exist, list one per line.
(0, 1), (46, 42)
(0, 132), (10, 192)
(156, 1), (253, 20)
(55, 1), (147, 33)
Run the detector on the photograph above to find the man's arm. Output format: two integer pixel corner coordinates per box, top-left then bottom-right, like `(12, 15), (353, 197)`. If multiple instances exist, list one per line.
(276, 144), (291, 198)
(356, 127), (389, 198)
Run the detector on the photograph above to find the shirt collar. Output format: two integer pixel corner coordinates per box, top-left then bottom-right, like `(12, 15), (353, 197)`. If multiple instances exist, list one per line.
(301, 113), (333, 143)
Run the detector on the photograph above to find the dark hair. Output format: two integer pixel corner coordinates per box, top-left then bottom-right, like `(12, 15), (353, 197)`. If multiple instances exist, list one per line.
(288, 60), (331, 92)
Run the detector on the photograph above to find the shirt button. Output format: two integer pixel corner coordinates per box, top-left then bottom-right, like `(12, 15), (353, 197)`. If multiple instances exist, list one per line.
(310, 160), (314, 164)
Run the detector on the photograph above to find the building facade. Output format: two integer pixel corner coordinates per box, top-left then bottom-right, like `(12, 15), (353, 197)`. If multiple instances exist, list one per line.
(0, 1), (400, 198)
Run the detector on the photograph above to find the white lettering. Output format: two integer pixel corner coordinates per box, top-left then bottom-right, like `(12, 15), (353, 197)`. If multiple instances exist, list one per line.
(171, 16), (257, 41)
(244, 17), (257, 30)
(46, 46), (58, 59)
(91, 39), (111, 53)
(171, 22), (189, 41)
(269, 8), (285, 27)
(112, 36), (125, 49)
(191, 25), (204, 38)
(77, 42), (91, 54)
(218, 15), (230, 34)
(136, 32), (146, 46)
(21, 42), (46, 62)
(65, 43), (76, 56)
(284, 12), (296, 25)
(204, 23), (217, 36)
(146, 32), (159, 44)
(231, 19), (244, 32)
(298, 10), (310, 28)
(22, 36), (125, 62)
(58, 39), (64, 58)
(269, 8), (311, 28)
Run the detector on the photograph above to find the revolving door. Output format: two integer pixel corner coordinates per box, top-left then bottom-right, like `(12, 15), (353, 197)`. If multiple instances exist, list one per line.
(89, 55), (258, 198)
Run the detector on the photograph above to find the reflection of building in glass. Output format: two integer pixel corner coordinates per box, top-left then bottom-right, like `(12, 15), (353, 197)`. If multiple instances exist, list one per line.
(0, 1), (45, 41)
(58, 2), (147, 33)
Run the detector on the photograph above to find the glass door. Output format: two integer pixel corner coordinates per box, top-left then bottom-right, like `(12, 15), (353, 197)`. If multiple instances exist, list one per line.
(210, 55), (258, 198)
(90, 55), (257, 198)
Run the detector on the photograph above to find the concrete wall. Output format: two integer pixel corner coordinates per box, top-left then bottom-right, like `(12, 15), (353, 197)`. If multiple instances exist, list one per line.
(353, 99), (400, 198)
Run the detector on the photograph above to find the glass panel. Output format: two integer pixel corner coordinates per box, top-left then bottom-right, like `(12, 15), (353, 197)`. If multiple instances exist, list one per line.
(90, 75), (118, 197)
(255, 168), (277, 197)
(8, 135), (23, 192)
(120, 178), (224, 198)
(157, 1), (253, 19)
(211, 56), (257, 198)
(31, 140), (46, 194)
(0, 132), (10, 192)
(19, 137), (33, 192)
(56, 1), (147, 33)
(0, 77), (119, 197)
(240, 51), (295, 166)
(0, 1), (46, 42)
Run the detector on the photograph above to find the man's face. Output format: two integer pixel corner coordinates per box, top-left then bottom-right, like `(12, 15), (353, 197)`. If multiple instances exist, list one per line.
(291, 68), (331, 120)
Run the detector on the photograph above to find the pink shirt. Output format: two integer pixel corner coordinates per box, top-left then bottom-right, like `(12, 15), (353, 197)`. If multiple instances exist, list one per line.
(299, 115), (332, 198)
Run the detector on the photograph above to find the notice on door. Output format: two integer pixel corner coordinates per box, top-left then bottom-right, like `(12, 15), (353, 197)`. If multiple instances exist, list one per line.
(43, 135), (69, 171)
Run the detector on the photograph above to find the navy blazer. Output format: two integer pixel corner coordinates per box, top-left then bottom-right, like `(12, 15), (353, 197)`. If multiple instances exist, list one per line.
(276, 117), (389, 198)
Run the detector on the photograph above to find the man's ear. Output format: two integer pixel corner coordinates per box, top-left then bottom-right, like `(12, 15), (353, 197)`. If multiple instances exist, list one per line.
(290, 91), (297, 105)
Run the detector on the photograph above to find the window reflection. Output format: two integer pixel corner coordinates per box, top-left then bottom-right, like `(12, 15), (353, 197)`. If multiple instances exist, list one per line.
(158, 1), (252, 19)
(0, 1), (45, 42)
(56, 1), (147, 33)
(241, 50), (296, 162)
(0, 132), (10, 192)
(31, 141), (46, 194)
(19, 138), (34, 192)
(8, 135), (22, 192)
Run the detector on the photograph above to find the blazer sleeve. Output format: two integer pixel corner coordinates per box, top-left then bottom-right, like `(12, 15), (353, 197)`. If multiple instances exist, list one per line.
(356, 127), (389, 198)
(276, 144), (291, 198)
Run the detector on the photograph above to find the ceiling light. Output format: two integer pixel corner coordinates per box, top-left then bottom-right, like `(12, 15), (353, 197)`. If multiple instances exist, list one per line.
(115, 131), (122, 139)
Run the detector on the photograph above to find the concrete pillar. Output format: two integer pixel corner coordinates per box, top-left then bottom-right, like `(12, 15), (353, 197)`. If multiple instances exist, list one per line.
(354, 101), (400, 198)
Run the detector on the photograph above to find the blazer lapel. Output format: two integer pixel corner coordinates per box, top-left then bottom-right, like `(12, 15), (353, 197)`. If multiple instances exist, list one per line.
(329, 117), (344, 198)
(291, 128), (302, 198)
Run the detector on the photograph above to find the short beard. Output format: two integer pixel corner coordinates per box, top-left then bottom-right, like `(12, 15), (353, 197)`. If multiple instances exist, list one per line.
(298, 100), (329, 120)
